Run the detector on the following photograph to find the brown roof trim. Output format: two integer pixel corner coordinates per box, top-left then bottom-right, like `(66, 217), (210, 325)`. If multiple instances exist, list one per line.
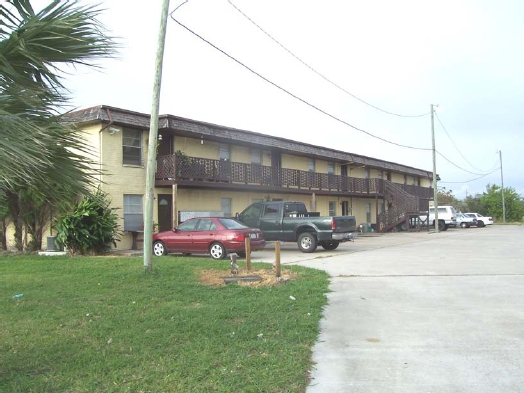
(65, 105), (433, 178)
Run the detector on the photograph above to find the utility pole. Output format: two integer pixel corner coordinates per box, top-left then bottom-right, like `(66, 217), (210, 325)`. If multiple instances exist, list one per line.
(144, 0), (170, 271)
(431, 104), (439, 233)
(499, 150), (506, 224)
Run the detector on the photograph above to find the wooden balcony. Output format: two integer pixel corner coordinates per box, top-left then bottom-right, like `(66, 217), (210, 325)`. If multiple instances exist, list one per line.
(156, 154), (434, 198)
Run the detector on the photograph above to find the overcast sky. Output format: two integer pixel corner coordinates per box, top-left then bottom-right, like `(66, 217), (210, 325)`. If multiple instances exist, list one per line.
(51, 0), (523, 199)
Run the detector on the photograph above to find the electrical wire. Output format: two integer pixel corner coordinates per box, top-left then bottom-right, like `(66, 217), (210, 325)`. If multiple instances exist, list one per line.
(436, 150), (499, 176)
(228, 0), (431, 118)
(439, 167), (500, 184)
(435, 112), (499, 173)
(169, 14), (431, 151)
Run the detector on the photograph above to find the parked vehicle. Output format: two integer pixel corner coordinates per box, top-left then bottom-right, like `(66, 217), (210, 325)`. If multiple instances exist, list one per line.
(419, 205), (457, 231)
(236, 201), (356, 253)
(455, 212), (476, 228)
(464, 213), (494, 227)
(152, 217), (266, 259)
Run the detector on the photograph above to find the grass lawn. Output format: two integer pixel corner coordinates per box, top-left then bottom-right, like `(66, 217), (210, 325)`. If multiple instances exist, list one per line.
(1, 254), (330, 393)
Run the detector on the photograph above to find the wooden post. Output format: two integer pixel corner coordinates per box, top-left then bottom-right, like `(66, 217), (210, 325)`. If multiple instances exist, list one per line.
(275, 241), (281, 278)
(172, 184), (177, 227)
(245, 237), (251, 271)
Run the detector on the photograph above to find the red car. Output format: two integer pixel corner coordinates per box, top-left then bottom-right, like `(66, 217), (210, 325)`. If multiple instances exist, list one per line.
(152, 217), (266, 259)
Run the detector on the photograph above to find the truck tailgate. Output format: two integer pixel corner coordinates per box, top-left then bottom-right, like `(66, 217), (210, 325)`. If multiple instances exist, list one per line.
(333, 216), (356, 232)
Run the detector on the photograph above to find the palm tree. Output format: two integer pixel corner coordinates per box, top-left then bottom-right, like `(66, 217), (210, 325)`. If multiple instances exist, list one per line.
(1, 0), (117, 249)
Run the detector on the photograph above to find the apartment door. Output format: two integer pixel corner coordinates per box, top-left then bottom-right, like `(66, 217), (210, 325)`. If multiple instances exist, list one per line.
(157, 194), (172, 232)
(157, 134), (173, 156)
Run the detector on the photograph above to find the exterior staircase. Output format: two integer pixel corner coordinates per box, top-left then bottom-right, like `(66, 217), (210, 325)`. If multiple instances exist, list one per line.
(377, 180), (425, 232)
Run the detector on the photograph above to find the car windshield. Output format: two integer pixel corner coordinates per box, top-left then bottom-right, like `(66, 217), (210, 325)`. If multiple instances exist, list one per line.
(218, 218), (249, 230)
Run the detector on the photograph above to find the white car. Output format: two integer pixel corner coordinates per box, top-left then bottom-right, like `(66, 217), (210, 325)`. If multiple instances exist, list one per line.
(455, 212), (476, 228)
(464, 213), (494, 227)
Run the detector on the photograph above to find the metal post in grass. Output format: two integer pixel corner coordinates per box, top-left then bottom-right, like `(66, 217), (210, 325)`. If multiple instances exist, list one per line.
(245, 237), (251, 271)
(275, 241), (281, 278)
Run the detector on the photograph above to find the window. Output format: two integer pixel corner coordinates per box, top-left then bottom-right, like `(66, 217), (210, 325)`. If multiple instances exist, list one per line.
(412, 176), (416, 185)
(250, 149), (262, 164)
(366, 203), (371, 223)
(221, 197), (232, 217)
(123, 129), (142, 165)
(219, 144), (230, 161)
(197, 219), (217, 231)
(308, 158), (315, 172)
(284, 203), (307, 217)
(327, 163), (334, 174)
(365, 168), (370, 179)
(263, 203), (279, 217)
(242, 204), (261, 221)
(178, 219), (199, 232)
(329, 201), (336, 216)
(124, 194), (143, 231)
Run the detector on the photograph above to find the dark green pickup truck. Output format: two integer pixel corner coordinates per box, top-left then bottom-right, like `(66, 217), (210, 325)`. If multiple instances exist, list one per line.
(236, 201), (356, 253)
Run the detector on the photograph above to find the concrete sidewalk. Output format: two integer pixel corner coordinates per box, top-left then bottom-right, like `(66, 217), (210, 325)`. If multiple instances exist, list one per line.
(285, 225), (524, 393)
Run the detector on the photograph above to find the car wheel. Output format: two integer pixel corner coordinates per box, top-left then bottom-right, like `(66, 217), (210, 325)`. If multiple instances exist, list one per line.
(477, 220), (485, 227)
(209, 242), (226, 260)
(460, 222), (467, 228)
(321, 241), (339, 250)
(297, 232), (318, 253)
(438, 220), (446, 231)
(153, 241), (167, 256)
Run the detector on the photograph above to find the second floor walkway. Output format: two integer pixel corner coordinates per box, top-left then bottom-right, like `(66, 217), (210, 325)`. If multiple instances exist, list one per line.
(156, 154), (434, 199)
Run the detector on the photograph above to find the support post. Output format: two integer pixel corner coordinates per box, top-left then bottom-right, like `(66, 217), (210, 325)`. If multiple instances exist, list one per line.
(431, 104), (439, 233)
(499, 150), (506, 224)
(245, 237), (251, 271)
(275, 241), (281, 278)
(172, 184), (177, 227)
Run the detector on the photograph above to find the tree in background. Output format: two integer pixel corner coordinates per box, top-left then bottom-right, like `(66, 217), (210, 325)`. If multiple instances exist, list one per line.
(0, 0), (116, 249)
(480, 184), (524, 222)
(463, 193), (486, 214)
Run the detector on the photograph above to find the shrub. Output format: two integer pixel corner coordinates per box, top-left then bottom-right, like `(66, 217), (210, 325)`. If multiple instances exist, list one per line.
(54, 189), (120, 255)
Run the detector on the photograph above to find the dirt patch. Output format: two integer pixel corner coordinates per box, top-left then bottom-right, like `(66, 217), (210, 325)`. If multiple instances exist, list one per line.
(198, 267), (297, 287)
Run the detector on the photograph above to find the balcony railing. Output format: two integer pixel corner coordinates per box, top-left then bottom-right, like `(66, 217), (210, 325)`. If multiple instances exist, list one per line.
(156, 154), (433, 198)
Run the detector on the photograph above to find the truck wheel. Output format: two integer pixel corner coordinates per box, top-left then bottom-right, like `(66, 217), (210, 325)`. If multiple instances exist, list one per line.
(297, 232), (318, 253)
(321, 241), (339, 250)
(438, 220), (446, 231)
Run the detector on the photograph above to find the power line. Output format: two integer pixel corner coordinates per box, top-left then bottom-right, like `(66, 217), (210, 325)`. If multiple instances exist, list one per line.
(228, 0), (430, 118)
(169, 14), (431, 151)
(439, 167), (500, 184)
(435, 112), (499, 173)
(435, 150), (498, 176)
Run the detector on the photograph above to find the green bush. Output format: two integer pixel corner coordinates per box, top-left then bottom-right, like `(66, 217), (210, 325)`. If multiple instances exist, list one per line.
(54, 189), (120, 255)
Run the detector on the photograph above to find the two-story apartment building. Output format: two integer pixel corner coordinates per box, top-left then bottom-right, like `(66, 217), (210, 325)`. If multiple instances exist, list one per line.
(66, 105), (434, 250)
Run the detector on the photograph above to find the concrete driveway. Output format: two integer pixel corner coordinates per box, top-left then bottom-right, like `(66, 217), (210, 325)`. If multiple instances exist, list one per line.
(256, 226), (524, 393)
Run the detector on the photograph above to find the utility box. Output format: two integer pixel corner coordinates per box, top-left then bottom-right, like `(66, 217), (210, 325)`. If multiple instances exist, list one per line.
(46, 236), (60, 251)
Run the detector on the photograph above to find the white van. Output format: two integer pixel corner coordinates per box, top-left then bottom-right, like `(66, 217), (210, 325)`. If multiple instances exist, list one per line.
(420, 205), (457, 231)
